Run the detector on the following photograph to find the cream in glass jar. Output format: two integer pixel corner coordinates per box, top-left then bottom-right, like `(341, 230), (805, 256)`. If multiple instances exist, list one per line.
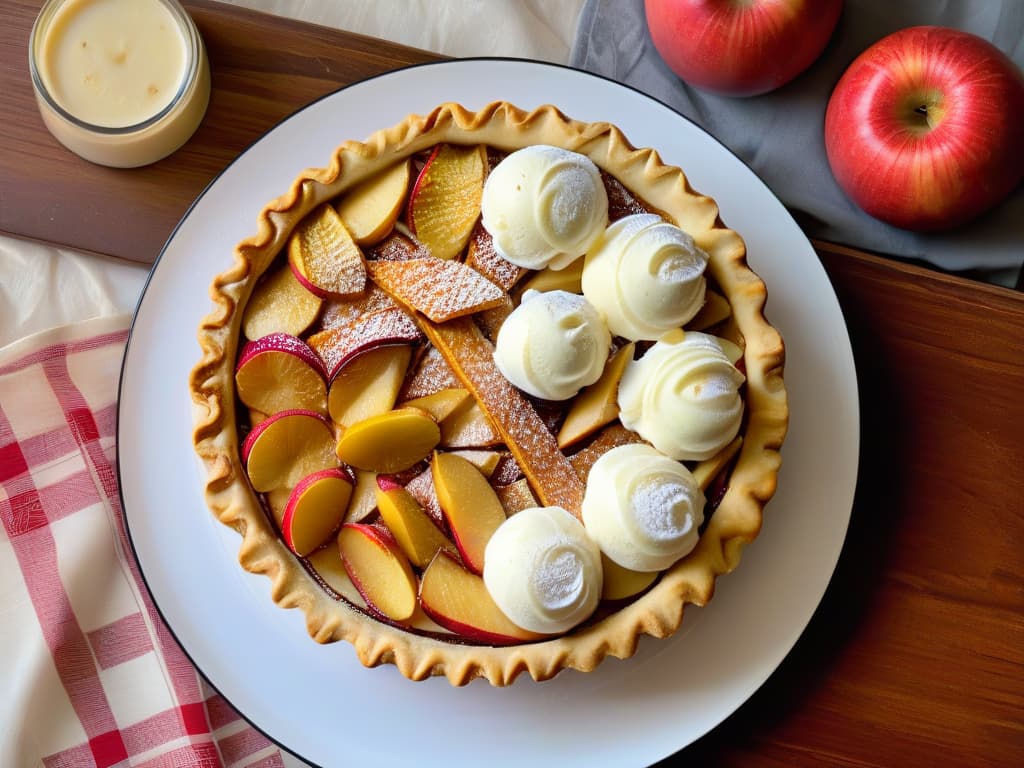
(29, 0), (210, 168)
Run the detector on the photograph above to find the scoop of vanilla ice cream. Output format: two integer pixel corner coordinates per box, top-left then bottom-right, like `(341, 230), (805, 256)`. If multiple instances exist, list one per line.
(618, 332), (745, 461)
(581, 443), (705, 572)
(582, 213), (708, 341)
(483, 506), (603, 634)
(493, 289), (611, 401)
(481, 145), (608, 270)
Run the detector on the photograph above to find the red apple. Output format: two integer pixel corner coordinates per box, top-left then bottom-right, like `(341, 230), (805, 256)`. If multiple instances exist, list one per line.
(825, 26), (1024, 231)
(644, 0), (843, 96)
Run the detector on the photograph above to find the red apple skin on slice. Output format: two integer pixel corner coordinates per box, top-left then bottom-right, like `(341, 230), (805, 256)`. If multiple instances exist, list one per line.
(431, 452), (507, 575)
(241, 408), (337, 493)
(281, 467), (354, 556)
(235, 333), (328, 415)
(338, 523), (418, 622)
(328, 344), (412, 427)
(289, 258), (332, 300)
(419, 551), (546, 645)
(242, 265), (323, 339)
(288, 203), (367, 296)
(307, 306), (422, 381)
(407, 144), (486, 261)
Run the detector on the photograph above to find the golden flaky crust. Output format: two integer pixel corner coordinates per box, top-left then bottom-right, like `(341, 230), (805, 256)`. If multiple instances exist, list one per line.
(189, 101), (788, 686)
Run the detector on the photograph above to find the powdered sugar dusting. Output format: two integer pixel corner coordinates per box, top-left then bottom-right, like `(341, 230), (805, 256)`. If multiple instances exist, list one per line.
(368, 258), (507, 323)
(421, 317), (585, 518)
(632, 477), (691, 540)
(465, 221), (523, 290)
(405, 468), (446, 528)
(366, 231), (432, 262)
(398, 345), (460, 400)
(306, 306), (421, 377)
(496, 478), (537, 516)
(319, 285), (398, 331)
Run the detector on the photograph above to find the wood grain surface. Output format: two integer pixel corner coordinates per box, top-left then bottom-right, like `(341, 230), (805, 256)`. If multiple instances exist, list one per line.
(2, 1), (1021, 765)
(0, 0), (438, 262)
(671, 243), (1024, 767)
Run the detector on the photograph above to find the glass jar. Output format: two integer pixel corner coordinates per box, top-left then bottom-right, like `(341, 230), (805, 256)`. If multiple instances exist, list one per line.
(29, 0), (210, 168)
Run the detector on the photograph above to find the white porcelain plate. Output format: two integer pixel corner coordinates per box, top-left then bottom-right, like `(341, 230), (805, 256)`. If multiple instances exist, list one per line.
(119, 59), (859, 768)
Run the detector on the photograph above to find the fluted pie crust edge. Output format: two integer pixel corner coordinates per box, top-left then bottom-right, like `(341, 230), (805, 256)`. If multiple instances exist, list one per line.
(188, 101), (789, 686)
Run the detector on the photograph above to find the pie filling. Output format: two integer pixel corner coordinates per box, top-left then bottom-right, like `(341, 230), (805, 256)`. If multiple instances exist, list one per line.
(234, 141), (749, 646)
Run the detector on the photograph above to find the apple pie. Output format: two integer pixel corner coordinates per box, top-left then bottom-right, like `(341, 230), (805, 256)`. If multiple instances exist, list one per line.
(190, 101), (788, 686)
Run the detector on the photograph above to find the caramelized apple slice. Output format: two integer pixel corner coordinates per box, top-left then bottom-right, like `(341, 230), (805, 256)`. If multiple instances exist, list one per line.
(335, 408), (440, 473)
(413, 317), (586, 517)
(241, 409), (336, 493)
(398, 345), (460, 401)
(288, 203), (366, 296)
(242, 265), (323, 339)
(692, 435), (743, 491)
(474, 296), (514, 346)
(328, 344), (412, 427)
(515, 257), (585, 297)
(336, 159), (411, 245)
(307, 306), (422, 380)
(566, 423), (645, 486)
(600, 553), (658, 601)
(398, 387), (470, 423)
(464, 221), (522, 290)
(281, 467), (354, 556)
(318, 285), (397, 334)
(716, 336), (744, 366)
(431, 452), (507, 575)
(307, 543), (367, 606)
(404, 467), (445, 529)
(235, 333), (328, 415)
(419, 551), (545, 645)
(557, 342), (635, 449)
(495, 478), (538, 517)
(447, 449), (502, 478)
(603, 170), (649, 220)
(366, 258), (506, 323)
(344, 469), (379, 523)
(375, 475), (455, 568)
(688, 289), (731, 331)
(366, 230), (432, 262)
(338, 523), (418, 622)
(264, 486), (291, 527)
(439, 399), (502, 448)
(407, 144), (486, 260)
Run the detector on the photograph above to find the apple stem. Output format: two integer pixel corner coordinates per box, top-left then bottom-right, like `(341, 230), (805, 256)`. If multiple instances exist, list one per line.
(912, 104), (936, 130)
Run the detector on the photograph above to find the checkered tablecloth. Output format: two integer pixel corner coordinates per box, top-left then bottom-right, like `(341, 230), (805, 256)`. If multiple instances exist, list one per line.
(0, 316), (285, 767)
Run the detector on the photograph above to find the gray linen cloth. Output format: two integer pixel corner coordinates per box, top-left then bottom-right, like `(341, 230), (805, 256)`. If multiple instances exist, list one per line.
(570, 0), (1023, 286)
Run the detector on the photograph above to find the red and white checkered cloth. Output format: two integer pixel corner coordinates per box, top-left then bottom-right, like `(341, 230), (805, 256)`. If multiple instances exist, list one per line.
(0, 316), (287, 768)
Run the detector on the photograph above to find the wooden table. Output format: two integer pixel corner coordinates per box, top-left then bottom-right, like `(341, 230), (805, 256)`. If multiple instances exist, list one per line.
(3, 2), (1022, 765)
